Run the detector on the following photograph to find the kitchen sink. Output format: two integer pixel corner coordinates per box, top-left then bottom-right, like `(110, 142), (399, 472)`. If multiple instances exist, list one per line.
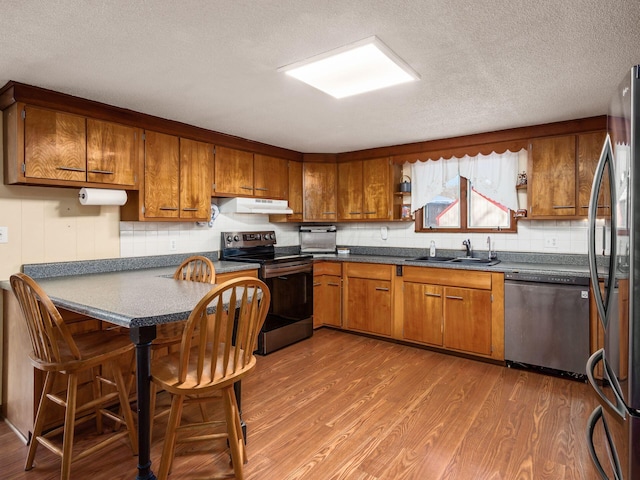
(410, 256), (455, 262)
(407, 256), (500, 266)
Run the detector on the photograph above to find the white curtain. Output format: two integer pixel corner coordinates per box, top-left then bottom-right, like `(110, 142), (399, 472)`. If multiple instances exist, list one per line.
(410, 149), (524, 213)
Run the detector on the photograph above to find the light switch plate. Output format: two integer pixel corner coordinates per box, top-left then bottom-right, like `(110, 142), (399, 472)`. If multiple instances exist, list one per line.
(0, 226), (8, 243)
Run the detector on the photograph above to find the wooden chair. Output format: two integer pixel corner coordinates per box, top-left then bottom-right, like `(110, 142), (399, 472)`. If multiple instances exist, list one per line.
(9, 273), (138, 480)
(148, 255), (216, 439)
(151, 277), (270, 480)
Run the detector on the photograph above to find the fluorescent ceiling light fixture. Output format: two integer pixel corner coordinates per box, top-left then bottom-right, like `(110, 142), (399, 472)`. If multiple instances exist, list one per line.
(278, 36), (420, 99)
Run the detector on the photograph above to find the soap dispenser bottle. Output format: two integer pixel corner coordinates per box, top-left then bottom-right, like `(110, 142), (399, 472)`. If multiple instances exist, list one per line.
(429, 240), (436, 258)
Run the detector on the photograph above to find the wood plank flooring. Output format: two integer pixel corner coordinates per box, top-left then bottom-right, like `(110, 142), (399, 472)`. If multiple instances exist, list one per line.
(0, 328), (603, 479)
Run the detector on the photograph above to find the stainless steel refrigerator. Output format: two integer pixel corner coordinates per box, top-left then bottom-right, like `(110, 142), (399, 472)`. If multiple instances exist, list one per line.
(586, 65), (640, 479)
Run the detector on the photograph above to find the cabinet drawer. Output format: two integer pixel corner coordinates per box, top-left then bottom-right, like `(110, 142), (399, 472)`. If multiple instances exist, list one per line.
(344, 262), (392, 280)
(403, 266), (492, 290)
(314, 262), (342, 276)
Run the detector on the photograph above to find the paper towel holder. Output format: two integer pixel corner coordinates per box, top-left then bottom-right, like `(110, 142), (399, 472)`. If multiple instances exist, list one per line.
(78, 188), (128, 206)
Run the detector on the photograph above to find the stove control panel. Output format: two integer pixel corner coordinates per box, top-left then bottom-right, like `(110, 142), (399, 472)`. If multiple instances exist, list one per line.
(222, 231), (276, 248)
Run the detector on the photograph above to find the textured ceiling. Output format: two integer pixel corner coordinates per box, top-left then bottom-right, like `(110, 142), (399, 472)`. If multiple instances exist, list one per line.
(1, 0), (639, 154)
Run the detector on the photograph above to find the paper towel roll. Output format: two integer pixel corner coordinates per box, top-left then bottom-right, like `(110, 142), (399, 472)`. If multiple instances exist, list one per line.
(78, 188), (128, 206)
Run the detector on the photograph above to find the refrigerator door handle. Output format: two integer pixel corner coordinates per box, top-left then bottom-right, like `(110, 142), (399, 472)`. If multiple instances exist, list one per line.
(587, 134), (617, 329)
(586, 405), (623, 480)
(587, 349), (627, 419)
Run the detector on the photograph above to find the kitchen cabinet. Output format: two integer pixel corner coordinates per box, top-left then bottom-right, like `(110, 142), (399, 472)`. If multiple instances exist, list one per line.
(254, 154), (288, 200)
(303, 162), (337, 221)
(121, 131), (212, 221)
(3, 104), (140, 188)
(313, 262), (342, 328)
(528, 131), (606, 218)
(213, 146), (254, 197)
(337, 157), (392, 220)
(343, 262), (393, 336)
(401, 266), (503, 360)
(268, 160), (303, 222)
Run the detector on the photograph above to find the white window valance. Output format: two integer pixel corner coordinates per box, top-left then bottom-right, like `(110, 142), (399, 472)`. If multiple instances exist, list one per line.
(410, 149), (525, 213)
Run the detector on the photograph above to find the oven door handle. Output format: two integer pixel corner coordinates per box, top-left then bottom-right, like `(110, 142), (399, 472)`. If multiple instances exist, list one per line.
(264, 263), (313, 277)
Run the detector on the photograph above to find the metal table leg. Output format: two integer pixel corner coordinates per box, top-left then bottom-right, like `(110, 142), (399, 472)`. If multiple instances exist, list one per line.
(130, 325), (157, 480)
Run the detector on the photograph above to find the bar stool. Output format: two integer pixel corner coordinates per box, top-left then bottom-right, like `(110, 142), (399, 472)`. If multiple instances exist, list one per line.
(151, 277), (270, 479)
(9, 273), (138, 480)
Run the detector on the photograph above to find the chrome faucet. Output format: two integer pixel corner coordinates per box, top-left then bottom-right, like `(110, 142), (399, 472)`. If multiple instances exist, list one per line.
(462, 239), (472, 257)
(487, 236), (497, 260)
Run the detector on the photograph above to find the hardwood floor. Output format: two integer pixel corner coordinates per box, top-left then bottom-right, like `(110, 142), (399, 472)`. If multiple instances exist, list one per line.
(1, 328), (603, 479)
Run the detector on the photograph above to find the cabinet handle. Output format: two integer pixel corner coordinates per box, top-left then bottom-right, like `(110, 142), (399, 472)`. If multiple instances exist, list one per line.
(349, 212), (362, 215)
(159, 207), (179, 211)
(57, 166), (85, 172)
(425, 292), (441, 298)
(328, 282), (340, 286)
(552, 205), (575, 209)
(87, 169), (114, 175)
(445, 295), (464, 300)
(322, 212), (336, 215)
(581, 205), (610, 209)
(241, 186), (253, 190)
(313, 282), (321, 287)
(182, 208), (199, 211)
(255, 187), (268, 191)
(375, 287), (390, 291)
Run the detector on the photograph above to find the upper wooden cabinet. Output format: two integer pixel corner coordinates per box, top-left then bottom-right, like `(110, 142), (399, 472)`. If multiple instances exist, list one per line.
(121, 131), (212, 221)
(213, 146), (254, 197)
(578, 131), (609, 217)
(86, 119), (140, 186)
(4, 104), (139, 188)
(287, 161), (303, 220)
(254, 154), (288, 200)
(303, 162), (337, 221)
(528, 131), (606, 218)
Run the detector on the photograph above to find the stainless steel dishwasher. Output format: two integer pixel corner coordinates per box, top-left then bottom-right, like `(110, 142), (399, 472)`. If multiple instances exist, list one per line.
(504, 272), (590, 378)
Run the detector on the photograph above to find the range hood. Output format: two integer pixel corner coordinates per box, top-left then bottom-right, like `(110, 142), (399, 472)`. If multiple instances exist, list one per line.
(218, 197), (293, 215)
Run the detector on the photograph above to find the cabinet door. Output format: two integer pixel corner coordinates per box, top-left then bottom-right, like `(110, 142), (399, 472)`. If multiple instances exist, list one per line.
(403, 283), (443, 346)
(346, 277), (391, 336)
(180, 138), (213, 220)
(254, 154), (288, 199)
(363, 157), (391, 219)
(303, 162), (337, 221)
(529, 136), (576, 216)
(288, 161), (303, 221)
(443, 287), (492, 355)
(578, 131), (609, 217)
(313, 275), (342, 328)
(144, 131), (180, 218)
(86, 119), (139, 186)
(337, 160), (363, 220)
(24, 105), (86, 181)
(214, 146), (254, 196)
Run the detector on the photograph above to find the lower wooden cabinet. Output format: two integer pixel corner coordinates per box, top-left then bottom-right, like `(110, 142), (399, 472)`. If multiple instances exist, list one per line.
(442, 286), (492, 355)
(313, 262), (342, 328)
(343, 263), (393, 337)
(403, 282), (444, 346)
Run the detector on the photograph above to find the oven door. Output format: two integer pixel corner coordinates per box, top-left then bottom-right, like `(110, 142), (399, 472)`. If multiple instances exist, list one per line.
(262, 262), (313, 331)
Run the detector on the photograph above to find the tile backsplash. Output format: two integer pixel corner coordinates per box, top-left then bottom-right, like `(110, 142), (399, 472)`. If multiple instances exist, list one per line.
(120, 211), (599, 258)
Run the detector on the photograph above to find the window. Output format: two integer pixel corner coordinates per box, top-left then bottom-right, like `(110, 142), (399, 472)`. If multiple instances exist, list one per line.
(412, 150), (523, 233)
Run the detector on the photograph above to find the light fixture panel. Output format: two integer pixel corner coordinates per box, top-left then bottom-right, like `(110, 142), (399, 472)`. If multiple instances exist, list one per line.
(279, 36), (420, 99)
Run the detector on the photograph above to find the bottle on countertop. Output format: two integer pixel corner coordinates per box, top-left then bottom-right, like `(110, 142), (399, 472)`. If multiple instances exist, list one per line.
(429, 240), (436, 257)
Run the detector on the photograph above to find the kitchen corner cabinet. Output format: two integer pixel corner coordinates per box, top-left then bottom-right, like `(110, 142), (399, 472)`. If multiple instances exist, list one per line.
(4, 104), (139, 188)
(313, 262), (342, 328)
(337, 157), (392, 220)
(269, 160), (303, 223)
(121, 131), (212, 221)
(343, 262), (393, 336)
(401, 266), (504, 360)
(303, 162), (337, 221)
(528, 131), (606, 218)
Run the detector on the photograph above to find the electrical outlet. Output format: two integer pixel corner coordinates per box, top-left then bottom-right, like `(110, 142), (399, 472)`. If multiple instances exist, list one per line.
(0, 226), (8, 244)
(169, 239), (177, 251)
(544, 236), (558, 248)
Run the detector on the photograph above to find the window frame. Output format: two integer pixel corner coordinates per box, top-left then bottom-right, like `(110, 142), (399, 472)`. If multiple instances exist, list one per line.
(415, 177), (517, 233)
